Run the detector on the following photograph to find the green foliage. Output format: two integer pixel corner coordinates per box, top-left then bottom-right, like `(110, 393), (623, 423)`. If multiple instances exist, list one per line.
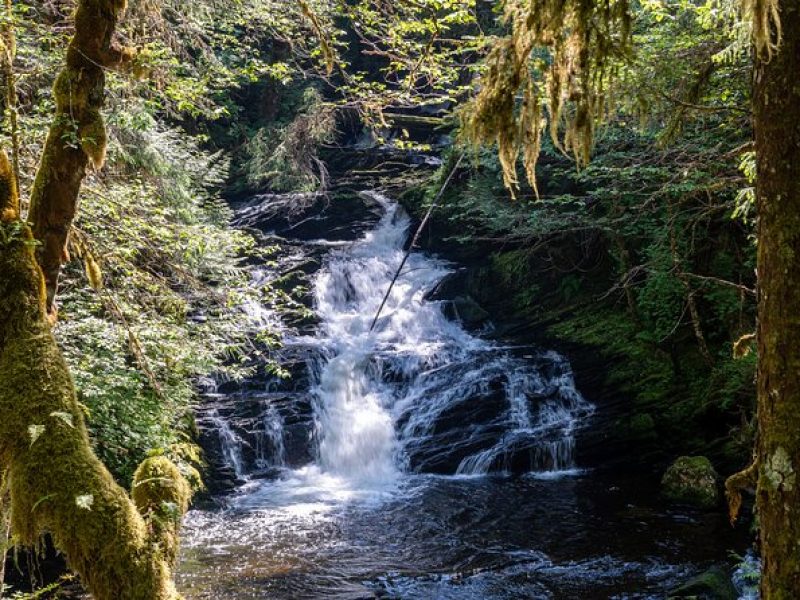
(732, 151), (756, 224)
(622, 0), (751, 141)
(242, 87), (336, 192)
(490, 251), (541, 311)
(51, 110), (301, 482)
(299, 0), (477, 109)
(6, 578), (69, 599)
(117, 0), (332, 121)
(635, 243), (686, 342)
(0, 1), (310, 485)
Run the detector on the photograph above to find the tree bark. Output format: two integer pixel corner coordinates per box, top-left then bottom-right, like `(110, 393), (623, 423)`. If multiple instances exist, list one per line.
(28, 0), (133, 313)
(0, 472), (8, 600)
(1, 0), (19, 192)
(753, 1), (800, 596)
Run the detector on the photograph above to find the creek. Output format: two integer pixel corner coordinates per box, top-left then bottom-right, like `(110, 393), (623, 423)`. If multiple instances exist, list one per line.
(177, 188), (749, 599)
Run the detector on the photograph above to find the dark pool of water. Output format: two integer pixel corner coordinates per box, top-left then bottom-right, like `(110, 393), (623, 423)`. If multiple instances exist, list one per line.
(177, 470), (750, 599)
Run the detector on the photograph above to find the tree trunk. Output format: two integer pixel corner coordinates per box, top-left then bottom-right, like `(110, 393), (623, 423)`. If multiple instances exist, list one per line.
(28, 0), (133, 313)
(1, 0), (19, 191)
(0, 155), (189, 599)
(0, 1), (191, 596)
(753, 1), (800, 596)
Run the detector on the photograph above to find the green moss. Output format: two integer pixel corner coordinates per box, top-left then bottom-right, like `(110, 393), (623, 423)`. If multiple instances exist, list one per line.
(661, 456), (721, 509)
(79, 109), (108, 169)
(0, 150), (18, 221)
(0, 229), (186, 599)
(53, 70), (90, 113)
(133, 457), (191, 516)
(132, 456), (191, 567)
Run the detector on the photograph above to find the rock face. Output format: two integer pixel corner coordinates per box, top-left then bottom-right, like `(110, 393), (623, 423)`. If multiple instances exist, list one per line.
(425, 270), (491, 329)
(668, 566), (738, 600)
(661, 456), (720, 509)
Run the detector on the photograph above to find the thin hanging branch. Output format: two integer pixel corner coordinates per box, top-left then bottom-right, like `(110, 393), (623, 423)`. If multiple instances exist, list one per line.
(668, 201), (714, 366)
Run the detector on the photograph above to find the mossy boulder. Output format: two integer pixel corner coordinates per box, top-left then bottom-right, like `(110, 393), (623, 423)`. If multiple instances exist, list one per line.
(661, 456), (720, 509)
(668, 566), (738, 599)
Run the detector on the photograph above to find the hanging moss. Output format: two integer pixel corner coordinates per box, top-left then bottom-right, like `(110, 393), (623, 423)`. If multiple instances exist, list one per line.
(79, 109), (108, 169)
(743, 0), (781, 58)
(461, 0), (631, 194)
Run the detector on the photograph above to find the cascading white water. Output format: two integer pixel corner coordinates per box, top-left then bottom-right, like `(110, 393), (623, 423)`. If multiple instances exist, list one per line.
(200, 191), (592, 490)
(207, 409), (246, 479)
(305, 195), (423, 484)
(291, 192), (594, 486)
(255, 402), (286, 469)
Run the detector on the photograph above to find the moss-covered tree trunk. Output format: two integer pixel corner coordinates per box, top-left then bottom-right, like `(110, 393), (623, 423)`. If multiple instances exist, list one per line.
(28, 0), (133, 313)
(753, 2), (800, 596)
(0, 1), (192, 597)
(1, 155), (189, 599)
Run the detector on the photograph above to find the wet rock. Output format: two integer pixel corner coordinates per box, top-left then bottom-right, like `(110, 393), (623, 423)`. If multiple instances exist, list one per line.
(203, 463), (242, 496)
(424, 269), (468, 301)
(450, 295), (490, 326)
(424, 271), (490, 328)
(668, 566), (737, 600)
(282, 419), (315, 467)
(235, 190), (383, 241)
(661, 456), (720, 509)
(405, 377), (509, 474)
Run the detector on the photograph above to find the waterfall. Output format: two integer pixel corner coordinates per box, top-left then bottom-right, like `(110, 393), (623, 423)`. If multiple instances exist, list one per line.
(297, 192), (593, 484)
(255, 402), (286, 469)
(208, 191), (593, 487)
(207, 409), (246, 479)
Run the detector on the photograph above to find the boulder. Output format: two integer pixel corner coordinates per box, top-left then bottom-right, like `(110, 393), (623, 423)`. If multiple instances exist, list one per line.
(451, 295), (490, 326)
(661, 455), (720, 509)
(668, 566), (738, 600)
(424, 270), (468, 302)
